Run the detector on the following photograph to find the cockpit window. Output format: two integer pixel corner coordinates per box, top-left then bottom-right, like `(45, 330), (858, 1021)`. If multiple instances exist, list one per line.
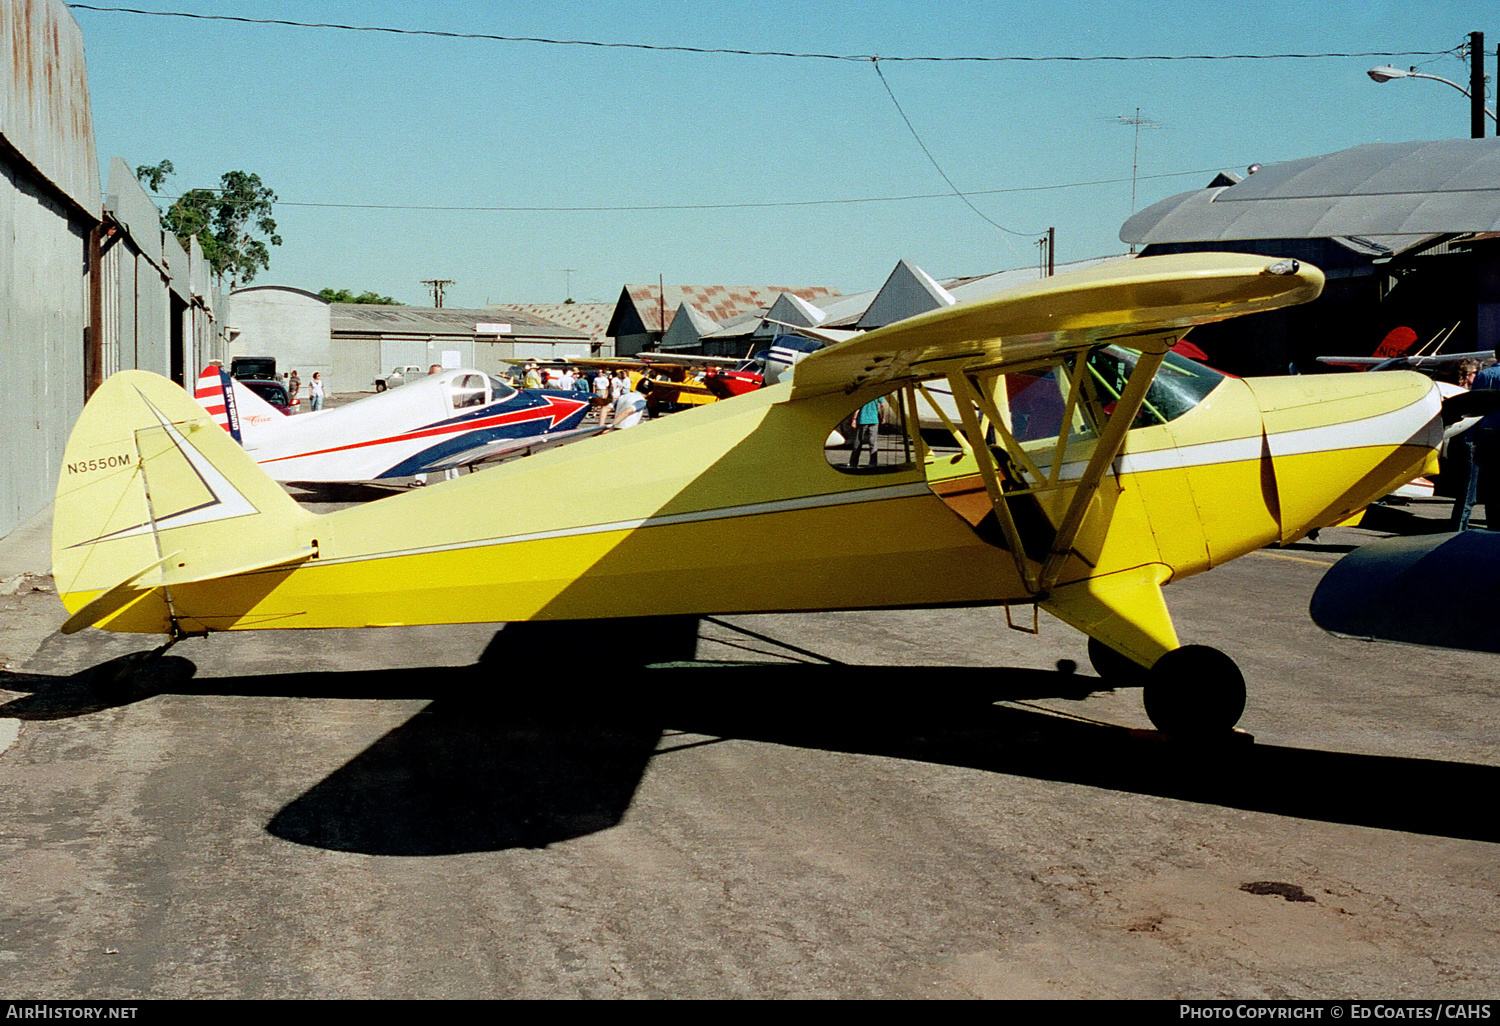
(451, 373), (489, 409)
(487, 375), (516, 402)
(1084, 346), (1223, 427)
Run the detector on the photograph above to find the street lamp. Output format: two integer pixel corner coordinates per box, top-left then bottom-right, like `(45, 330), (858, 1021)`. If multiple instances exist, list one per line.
(1367, 61), (1496, 134)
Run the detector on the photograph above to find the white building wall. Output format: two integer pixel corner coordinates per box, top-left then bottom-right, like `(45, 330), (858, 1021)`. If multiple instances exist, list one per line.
(227, 286), (333, 391)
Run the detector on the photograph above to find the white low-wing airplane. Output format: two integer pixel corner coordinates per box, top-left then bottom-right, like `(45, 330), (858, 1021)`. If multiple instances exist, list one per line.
(193, 366), (594, 483)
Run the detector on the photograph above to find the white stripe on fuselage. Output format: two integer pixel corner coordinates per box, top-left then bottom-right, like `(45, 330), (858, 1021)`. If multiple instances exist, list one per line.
(299, 390), (1438, 569)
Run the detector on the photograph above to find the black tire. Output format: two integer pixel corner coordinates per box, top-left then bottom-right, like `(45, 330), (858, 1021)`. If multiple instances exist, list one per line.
(1087, 636), (1147, 682)
(1142, 644), (1246, 735)
(375, 381), (386, 392)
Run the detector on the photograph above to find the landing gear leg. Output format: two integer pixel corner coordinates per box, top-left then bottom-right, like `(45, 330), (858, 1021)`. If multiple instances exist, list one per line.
(1087, 636), (1147, 683)
(1141, 644), (1246, 736)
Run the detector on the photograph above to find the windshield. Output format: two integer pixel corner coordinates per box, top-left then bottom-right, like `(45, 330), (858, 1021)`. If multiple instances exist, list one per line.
(450, 373), (489, 409)
(1085, 346), (1224, 426)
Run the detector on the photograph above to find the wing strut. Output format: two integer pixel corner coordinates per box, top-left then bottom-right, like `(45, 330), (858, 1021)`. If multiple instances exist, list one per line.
(1038, 341), (1170, 592)
(933, 333), (1180, 600)
(946, 370), (1042, 594)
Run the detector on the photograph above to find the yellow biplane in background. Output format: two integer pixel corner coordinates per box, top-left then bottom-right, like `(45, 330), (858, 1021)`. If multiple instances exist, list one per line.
(52, 253), (1441, 735)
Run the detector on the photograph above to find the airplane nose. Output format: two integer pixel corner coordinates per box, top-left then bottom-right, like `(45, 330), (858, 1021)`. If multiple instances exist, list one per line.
(1243, 370), (1442, 544)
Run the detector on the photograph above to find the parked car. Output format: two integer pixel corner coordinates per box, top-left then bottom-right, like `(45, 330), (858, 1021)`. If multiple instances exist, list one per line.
(230, 355), (277, 381)
(374, 365), (425, 391)
(241, 378), (296, 415)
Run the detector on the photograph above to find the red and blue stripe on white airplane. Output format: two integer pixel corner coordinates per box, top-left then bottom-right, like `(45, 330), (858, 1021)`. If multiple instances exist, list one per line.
(192, 365), (594, 483)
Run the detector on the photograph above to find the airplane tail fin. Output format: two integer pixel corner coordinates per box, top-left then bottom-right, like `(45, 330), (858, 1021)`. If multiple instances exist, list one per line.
(1372, 326), (1419, 361)
(226, 376), (289, 449)
(193, 365), (242, 442)
(53, 371), (316, 635)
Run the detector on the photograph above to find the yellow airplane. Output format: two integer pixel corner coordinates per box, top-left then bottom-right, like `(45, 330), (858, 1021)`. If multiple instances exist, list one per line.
(51, 253), (1441, 735)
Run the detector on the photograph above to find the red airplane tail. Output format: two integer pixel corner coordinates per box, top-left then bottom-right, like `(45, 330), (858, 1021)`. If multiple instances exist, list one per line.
(193, 365), (241, 442)
(1372, 326), (1419, 360)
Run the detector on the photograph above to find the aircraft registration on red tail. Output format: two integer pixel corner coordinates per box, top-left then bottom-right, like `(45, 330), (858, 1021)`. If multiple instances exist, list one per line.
(192, 366), (594, 483)
(54, 253), (1442, 736)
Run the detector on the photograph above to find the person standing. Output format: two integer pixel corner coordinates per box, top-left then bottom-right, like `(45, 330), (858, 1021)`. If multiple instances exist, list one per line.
(308, 372), (325, 412)
(573, 370), (594, 399)
(1465, 348), (1500, 528)
(592, 369), (611, 421)
(1450, 359), (1481, 529)
(287, 369), (300, 413)
(848, 398), (883, 468)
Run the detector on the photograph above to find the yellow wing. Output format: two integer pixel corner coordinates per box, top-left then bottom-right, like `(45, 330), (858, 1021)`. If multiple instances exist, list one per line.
(791, 252), (1322, 397)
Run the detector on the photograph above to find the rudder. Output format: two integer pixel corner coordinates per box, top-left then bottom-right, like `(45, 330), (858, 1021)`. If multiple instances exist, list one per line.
(53, 370), (314, 634)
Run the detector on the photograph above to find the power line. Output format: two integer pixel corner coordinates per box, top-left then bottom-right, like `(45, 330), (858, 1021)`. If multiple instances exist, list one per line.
(871, 59), (1040, 237)
(157, 166), (1232, 213)
(67, 6), (1455, 64)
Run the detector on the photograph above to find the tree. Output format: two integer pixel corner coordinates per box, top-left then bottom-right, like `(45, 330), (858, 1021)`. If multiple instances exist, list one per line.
(318, 288), (400, 305)
(135, 159), (173, 193)
(135, 162), (283, 288)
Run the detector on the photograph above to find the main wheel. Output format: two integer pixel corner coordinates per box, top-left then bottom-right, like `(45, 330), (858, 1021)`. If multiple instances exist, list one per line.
(1087, 636), (1147, 683)
(1142, 644), (1246, 735)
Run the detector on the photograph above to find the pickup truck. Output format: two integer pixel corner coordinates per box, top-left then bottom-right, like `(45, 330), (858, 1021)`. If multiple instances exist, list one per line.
(374, 365), (425, 391)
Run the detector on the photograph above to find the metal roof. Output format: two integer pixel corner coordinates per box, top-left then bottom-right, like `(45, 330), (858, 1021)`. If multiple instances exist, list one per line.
(1120, 138), (1500, 245)
(1, 0), (99, 218)
(608, 284), (841, 335)
(499, 303), (615, 347)
(329, 304), (587, 340)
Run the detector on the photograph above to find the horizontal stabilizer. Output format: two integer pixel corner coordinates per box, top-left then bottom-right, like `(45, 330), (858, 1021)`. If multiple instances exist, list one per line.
(1311, 532), (1500, 653)
(60, 550), (181, 635)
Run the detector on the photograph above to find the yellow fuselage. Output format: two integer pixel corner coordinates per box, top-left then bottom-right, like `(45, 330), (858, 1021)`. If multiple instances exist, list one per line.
(63, 367), (1439, 636)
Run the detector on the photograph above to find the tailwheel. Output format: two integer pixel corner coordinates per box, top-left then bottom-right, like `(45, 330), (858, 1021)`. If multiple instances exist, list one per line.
(1142, 644), (1246, 736)
(1087, 636), (1147, 683)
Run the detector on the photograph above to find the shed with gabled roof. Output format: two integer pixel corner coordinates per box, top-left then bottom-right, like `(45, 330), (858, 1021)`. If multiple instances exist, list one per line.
(608, 283), (840, 355)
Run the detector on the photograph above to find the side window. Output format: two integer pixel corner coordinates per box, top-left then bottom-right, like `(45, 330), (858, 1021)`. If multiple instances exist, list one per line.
(1006, 368), (1071, 443)
(980, 358), (1100, 475)
(826, 389), (919, 475)
(451, 373), (489, 409)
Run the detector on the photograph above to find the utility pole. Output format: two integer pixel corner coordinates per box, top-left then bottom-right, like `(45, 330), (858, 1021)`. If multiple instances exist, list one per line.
(1036, 227), (1055, 277)
(421, 279), (454, 308)
(1472, 31), (1488, 138)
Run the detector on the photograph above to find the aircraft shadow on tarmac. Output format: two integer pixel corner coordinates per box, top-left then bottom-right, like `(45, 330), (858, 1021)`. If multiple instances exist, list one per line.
(2, 616), (1497, 855)
(1355, 501), (1465, 537)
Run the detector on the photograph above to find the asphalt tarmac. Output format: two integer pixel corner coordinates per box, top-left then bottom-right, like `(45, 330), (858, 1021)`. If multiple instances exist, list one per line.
(1, 496), (1496, 999)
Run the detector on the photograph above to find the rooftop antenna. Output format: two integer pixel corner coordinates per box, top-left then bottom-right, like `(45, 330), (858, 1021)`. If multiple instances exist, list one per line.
(1110, 108), (1164, 252)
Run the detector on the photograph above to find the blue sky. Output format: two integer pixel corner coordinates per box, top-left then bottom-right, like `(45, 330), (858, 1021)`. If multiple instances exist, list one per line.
(71, 1), (1491, 308)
